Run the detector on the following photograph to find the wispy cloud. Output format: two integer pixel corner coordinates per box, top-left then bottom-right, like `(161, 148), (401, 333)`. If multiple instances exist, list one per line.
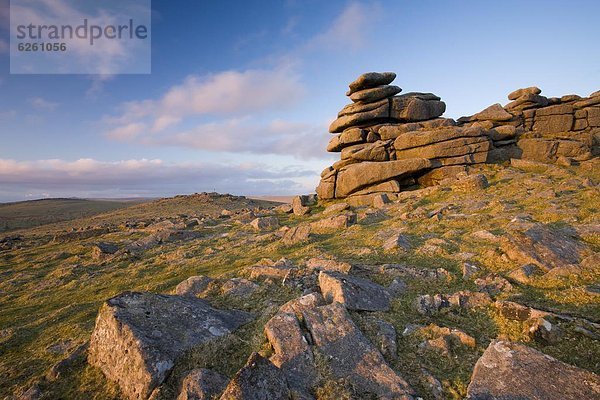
(306, 2), (381, 51)
(0, 158), (317, 201)
(29, 97), (59, 110)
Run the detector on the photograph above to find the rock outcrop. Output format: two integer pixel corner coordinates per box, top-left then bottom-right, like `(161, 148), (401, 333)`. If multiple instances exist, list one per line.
(317, 72), (599, 201)
(88, 292), (252, 400)
(467, 340), (600, 399)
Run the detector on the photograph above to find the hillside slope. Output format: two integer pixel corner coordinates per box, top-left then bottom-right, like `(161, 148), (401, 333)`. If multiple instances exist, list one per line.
(0, 163), (598, 399)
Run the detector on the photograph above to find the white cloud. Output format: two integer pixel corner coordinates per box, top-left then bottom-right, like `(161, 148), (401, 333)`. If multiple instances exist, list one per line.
(102, 66), (324, 158)
(29, 97), (59, 110)
(306, 2), (381, 51)
(0, 158), (317, 201)
(162, 118), (330, 159)
(105, 67), (305, 129)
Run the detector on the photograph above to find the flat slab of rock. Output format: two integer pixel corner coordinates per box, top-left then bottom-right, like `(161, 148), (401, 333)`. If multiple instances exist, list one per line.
(394, 126), (485, 150)
(335, 159), (433, 197)
(346, 72), (396, 96)
(319, 271), (391, 311)
(395, 136), (491, 160)
(88, 292), (252, 400)
(349, 85), (401, 103)
(501, 224), (587, 273)
(467, 340), (600, 399)
(219, 352), (290, 400)
(303, 303), (415, 399)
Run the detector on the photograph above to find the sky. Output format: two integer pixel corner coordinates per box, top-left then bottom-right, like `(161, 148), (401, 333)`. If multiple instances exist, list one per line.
(0, 0), (599, 202)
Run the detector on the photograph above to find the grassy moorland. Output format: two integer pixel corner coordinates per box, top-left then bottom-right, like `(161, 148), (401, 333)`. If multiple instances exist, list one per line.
(0, 198), (152, 233)
(0, 165), (599, 399)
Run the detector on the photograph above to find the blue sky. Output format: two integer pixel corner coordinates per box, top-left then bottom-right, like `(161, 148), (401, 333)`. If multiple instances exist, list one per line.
(0, 0), (599, 201)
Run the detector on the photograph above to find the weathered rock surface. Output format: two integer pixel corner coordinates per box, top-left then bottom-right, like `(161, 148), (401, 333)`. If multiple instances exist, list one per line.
(303, 303), (415, 399)
(88, 292), (252, 400)
(264, 312), (317, 398)
(174, 276), (213, 297)
(318, 271), (391, 311)
(219, 352), (290, 400)
(335, 158), (433, 197)
(467, 340), (600, 399)
(349, 85), (402, 103)
(346, 72), (397, 96)
(177, 368), (229, 400)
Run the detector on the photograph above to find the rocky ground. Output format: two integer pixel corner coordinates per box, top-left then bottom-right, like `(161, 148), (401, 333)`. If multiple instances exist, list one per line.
(2, 72), (600, 399)
(1, 160), (599, 399)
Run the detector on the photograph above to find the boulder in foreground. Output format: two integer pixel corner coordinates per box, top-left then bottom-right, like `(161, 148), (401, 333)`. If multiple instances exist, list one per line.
(88, 292), (252, 400)
(467, 340), (600, 399)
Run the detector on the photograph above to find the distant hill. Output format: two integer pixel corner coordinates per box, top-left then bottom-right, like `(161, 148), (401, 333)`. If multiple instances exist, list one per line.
(0, 198), (151, 232)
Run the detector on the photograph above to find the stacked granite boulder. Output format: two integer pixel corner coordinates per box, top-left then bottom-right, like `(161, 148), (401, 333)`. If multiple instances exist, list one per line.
(458, 87), (600, 164)
(317, 72), (599, 204)
(318, 72), (493, 204)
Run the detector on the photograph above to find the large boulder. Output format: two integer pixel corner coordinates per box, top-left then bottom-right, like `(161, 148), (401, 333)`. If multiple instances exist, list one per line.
(346, 72), (397, 96)
(303, 303), (415, 399)
(318, 271), (391, 311)
(88, 292), (252, 400)
(391, 93), (446, 121)
(329, 101), (390, 133)
(467, 340), (600, 399)
(394, 126), (486, 150)
(349, 85), (402, 103)
(335, 158), (433, 197)
(396, 136), (491, 161)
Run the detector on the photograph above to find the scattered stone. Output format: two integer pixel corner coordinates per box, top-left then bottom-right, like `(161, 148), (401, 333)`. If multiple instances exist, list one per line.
(383, 232), (412, 252)
(249, 216), (279, 231)
(529, 317), (564, 344)
(91, 242), (119, 259)
(219, 352), (290, 400)
(453, 173), (489, 191)
(174, 276), (213, 297)
(221, 278), (260, 297)
(474, 275), (512, 296)
(387, 278), (408, 297)
(420, 369), (444, 400)
(177, 369), (229, 400)
(292, 195), (316, 216)
(305, 257), (353, 274)
(88, 292), (252, 400)
(373, 319), (398, 360)
(322, 202), (350, 215)
(246, 258), (296, 280)
(319, 271), (391, 311)
(416, 291), (491, 315)
(310, 213), (356, 232)
(46, 343), (88, 381)
(508, 263), (544, 283)
(467, 340), (600, 399)
(281, 224), (312, 245)
(494, 300), (548, 321)
(274, 203), (293, 214)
